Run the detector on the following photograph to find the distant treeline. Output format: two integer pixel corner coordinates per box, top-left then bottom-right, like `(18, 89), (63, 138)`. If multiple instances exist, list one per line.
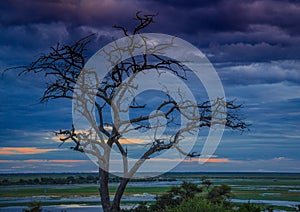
(1, 172), (299, 186)
(0, 174), (176, 186)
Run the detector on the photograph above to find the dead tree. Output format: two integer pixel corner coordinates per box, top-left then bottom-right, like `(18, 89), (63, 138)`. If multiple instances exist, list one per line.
(6, 12), (248, 212)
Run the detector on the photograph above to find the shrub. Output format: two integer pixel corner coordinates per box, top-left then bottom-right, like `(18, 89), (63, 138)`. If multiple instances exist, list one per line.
(166, 196), (230, 212)
(235, 201), (263, 212)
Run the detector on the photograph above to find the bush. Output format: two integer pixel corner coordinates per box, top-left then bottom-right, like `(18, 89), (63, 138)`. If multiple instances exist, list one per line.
(236, 201), (262, 212)
(149, 181), (202, 211)
(123, 181), (265, 212)
(207, 184), (233, 206)
(166, 196), (230, 212)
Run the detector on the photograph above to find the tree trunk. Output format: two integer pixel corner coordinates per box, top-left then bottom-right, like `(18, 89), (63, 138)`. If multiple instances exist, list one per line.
(111, 178), (130, 211)
(99, 168), (111, 212)
(99, 172), (130, 212)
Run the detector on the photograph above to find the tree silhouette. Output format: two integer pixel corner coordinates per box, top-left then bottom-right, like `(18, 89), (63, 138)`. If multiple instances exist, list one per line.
(149, 182), (203, 211)
(7, 12), (248, 212)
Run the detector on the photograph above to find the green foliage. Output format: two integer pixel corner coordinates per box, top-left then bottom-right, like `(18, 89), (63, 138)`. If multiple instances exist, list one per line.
(236, 201), (263, 212)
(201, 176), (212, 190)
(166, 196), (230, 212)
(149, 181), (202, 211)
(207, 184), (233, 205)
(178, 181), (203, 199)
(125, 181), (237, 212)
(166, 197), (267, 212)
(150, 192), (180, 211)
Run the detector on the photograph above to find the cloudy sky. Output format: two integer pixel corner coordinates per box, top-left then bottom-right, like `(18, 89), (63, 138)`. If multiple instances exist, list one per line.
(1, 0), (300, 173)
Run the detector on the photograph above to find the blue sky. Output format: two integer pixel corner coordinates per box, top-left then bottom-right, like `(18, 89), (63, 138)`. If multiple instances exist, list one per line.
(0, 0), (300, 173)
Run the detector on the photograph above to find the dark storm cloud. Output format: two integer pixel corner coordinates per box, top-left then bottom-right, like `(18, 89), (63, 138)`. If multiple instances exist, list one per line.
(0, 0), (139, 68)
(139, 0), (300, 65)
(141, 0), (300, 35)
(149, 0), (223, 8)
(1, 0), (300, 93)
(2, 0), (300, 34)
(0, 0), (138, 27)
(1, 0), (300, 65)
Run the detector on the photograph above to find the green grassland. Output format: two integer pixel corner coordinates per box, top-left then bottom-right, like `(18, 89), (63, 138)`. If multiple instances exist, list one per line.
(0, 186), (170, 198)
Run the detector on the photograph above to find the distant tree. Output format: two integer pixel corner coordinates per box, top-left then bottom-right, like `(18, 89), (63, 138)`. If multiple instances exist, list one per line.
(19, 179), (25, 184)
(207, 184), (233, 206)
(149, 181), (203, 211)
(66, 176), (75, 184)
(1, 179), (9, 185)
(170, 181), (202, 199)
(33, 178), (40, 184)
(6, 12), (248, 212)
(201, 176), (212, 190)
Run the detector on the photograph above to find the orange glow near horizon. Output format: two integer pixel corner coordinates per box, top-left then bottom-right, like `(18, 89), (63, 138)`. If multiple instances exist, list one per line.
(198, 158), (229, 163)
(118, 138), (150, 144)
(0, 147), (58, 155)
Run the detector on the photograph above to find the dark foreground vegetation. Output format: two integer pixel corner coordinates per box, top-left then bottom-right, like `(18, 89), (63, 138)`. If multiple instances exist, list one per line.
(122, 181), (266, 212)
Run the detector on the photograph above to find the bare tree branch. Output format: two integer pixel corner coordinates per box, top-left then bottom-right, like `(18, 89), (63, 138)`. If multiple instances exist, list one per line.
(6, 12), (249, 212)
